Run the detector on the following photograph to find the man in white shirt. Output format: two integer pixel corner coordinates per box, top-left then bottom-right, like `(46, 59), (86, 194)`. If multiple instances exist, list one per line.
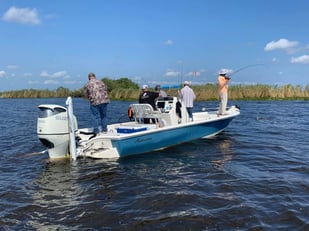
(179, 81), (196, 121)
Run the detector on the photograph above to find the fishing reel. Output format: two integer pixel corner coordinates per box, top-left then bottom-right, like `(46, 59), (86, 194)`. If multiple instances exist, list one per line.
(224, 76), (231, 80)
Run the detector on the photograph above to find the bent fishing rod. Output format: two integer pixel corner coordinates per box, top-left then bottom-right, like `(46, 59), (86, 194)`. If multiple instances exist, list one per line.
(226, 64), (266, 79)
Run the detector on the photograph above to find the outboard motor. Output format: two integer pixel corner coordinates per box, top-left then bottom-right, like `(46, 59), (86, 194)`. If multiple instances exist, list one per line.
(37, 104), (77, 159)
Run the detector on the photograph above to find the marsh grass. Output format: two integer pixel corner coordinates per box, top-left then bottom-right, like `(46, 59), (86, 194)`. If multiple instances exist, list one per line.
(110, 83), (309, 101)
(1, 84), (309, 100)
(189, 84), (309, 100)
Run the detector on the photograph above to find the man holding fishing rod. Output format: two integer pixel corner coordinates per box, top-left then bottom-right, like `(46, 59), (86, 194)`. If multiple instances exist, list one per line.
(217, 64), (263, 115)
(217, 69), (230, 116)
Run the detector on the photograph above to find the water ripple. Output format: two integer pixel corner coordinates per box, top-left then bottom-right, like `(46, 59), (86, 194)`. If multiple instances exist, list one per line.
(0, 99), (308, 230)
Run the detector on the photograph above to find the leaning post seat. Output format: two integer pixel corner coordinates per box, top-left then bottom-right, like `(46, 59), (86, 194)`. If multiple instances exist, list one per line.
(130, 104), (162, 124)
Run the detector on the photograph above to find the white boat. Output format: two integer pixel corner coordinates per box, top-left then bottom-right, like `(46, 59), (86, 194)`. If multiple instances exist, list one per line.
(37, 96), (240, 160)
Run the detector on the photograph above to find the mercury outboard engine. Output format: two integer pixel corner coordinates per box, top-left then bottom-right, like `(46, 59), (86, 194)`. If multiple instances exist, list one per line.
(37, 104), (77, 159)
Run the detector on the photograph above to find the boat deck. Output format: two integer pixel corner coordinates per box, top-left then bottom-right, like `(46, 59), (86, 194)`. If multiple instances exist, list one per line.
(76, 109), (232, 141)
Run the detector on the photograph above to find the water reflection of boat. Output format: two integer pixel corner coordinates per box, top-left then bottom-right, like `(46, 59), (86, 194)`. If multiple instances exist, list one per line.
(37, 97), (240, 160)
(30, 159), (119, 230)
(211, 139), (234, 169)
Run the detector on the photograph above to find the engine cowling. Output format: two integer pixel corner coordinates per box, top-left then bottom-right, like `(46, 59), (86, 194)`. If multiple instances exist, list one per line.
(37, 104), (77, 158)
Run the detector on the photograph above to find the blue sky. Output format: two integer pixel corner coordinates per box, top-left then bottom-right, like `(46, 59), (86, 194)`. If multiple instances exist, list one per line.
(1, 0), (309, 91)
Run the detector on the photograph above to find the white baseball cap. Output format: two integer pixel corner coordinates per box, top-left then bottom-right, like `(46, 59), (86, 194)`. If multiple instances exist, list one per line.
(219, 69), (229, 75)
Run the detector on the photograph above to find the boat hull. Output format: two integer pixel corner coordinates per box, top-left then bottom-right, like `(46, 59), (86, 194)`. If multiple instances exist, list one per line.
(109, 116), (234, 158)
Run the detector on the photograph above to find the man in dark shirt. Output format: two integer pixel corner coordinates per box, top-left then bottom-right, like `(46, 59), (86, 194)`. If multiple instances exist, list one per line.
(139, 85), (159, 109)
(139, 84), (159, 123)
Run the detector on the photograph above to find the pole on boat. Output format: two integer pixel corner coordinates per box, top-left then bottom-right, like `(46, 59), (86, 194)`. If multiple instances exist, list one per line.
(66, 97), (77, 160)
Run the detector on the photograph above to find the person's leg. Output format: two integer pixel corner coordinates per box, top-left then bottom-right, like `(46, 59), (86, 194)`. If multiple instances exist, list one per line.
(221, 92), (228, 114)
(186, 107), (193, 120)
(90, 105), (100, 134)
(99, 103), (108, 132)
(218, 92), (225, 115)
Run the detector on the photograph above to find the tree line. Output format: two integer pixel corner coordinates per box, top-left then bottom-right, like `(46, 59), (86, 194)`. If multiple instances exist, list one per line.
(1, 77), (308, 100)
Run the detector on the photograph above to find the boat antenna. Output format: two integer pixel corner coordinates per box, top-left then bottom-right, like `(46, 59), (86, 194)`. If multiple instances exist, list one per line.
(229, 64), (266, 77)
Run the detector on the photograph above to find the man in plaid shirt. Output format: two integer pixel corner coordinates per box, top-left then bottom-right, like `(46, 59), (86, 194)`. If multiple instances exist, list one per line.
(84, 72), (110, 134)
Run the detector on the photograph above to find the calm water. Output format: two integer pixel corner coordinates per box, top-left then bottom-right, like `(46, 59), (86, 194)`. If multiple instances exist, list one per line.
(0, 98), (308, 230)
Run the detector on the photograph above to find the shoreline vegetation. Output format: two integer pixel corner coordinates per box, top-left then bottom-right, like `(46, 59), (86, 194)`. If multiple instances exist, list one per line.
(0, 78), (308, 101)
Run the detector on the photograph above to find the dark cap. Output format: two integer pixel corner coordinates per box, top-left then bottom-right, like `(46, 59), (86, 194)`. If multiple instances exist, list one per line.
(155, 84), (160, 90)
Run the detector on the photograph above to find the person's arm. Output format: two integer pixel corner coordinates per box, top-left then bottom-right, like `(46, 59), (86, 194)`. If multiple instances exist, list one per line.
(178, 89), (183, 99)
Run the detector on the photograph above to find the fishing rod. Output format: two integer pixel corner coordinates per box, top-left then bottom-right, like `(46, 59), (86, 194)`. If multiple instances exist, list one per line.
(228, 64), (266, 78)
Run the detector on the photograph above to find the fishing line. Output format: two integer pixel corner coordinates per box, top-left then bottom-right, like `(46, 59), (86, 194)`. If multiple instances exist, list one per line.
(226, 64), (266, 110)
(229, 63), (266, 77)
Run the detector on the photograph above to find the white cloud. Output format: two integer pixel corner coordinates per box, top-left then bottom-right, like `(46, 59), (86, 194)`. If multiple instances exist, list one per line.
(40, 70), (70, 85)
(272, 57), (278, 62)
(7, 65), (18, 69)
(165, 70), (180, 77)
(2, 6), (40, 25)
(164, 40), (174, 45)
(40, 71), (49, 77)
(28, 80), (39, 84)
(290, 55), (309, 64)
(52, 71), (68, 78)
(44, 80), (59, 85)
(24, 73), (32, 77)
(264, 38), (298, 51)
(40, 70), (69, 78)
(0, 70), (6, 78)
